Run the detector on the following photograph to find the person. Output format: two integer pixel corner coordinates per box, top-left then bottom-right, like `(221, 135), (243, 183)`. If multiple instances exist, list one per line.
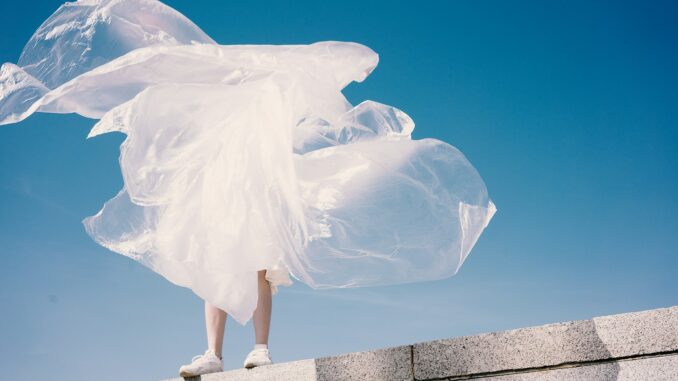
(0, 1), (496, 378)
(178, 270), (274, 377)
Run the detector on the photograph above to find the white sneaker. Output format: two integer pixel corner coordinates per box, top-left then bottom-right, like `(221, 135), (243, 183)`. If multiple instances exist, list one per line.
(178, 349), (223, 377)
(243, 347), (273, 369)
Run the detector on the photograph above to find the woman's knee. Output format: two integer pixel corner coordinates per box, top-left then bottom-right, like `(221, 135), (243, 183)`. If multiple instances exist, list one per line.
(257, 270), (269, 282)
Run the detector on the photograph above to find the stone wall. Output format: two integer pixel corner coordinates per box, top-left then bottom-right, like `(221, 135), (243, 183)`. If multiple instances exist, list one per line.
(162, 306), (677, 380)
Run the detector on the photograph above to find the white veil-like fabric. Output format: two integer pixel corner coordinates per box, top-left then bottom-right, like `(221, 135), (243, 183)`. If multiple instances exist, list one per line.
(1, 0), (497, 324)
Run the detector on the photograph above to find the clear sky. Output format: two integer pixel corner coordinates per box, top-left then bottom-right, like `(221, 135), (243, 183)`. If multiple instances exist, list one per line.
(1, 1), (676, 380)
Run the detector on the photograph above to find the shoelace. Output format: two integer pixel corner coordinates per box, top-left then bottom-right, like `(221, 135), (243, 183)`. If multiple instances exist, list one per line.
(192, 350), (217, 362)
(248, 348), (271, 360)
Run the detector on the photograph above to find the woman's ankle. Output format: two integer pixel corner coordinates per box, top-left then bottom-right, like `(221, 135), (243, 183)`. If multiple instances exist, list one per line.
(209, 349), (223, 359)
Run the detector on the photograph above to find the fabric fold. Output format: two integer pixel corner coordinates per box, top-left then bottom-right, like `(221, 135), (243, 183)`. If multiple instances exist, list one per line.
(1, 0), (496, 325)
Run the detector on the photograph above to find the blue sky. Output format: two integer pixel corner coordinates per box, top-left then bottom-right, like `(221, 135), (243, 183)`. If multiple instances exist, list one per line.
(1, 0), (676, 380)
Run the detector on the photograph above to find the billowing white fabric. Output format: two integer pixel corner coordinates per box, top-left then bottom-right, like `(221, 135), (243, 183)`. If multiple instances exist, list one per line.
(1, 0), (497, 324)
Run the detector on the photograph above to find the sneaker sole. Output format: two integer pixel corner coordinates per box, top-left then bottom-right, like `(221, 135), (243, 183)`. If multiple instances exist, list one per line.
(244, 361), (272, 369)
(179, 368), (223, 377)
(179, 369), (197, 377)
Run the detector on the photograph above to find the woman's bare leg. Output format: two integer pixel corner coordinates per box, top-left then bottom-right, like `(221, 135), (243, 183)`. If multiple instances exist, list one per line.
(253, 270), (272, 345)
(205, 300), (227, 359)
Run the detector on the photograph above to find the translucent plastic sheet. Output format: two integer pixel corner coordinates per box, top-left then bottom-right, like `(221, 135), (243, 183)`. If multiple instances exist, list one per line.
(0, 0), (496, 324)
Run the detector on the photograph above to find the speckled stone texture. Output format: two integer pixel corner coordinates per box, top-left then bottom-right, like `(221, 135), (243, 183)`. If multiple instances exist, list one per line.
(592, 306), (678, 357)
(160, 306), (676, 381)
(471, 354), (678, 381)
(315, 345), (413, 381)
(412, 306), (678, 380)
